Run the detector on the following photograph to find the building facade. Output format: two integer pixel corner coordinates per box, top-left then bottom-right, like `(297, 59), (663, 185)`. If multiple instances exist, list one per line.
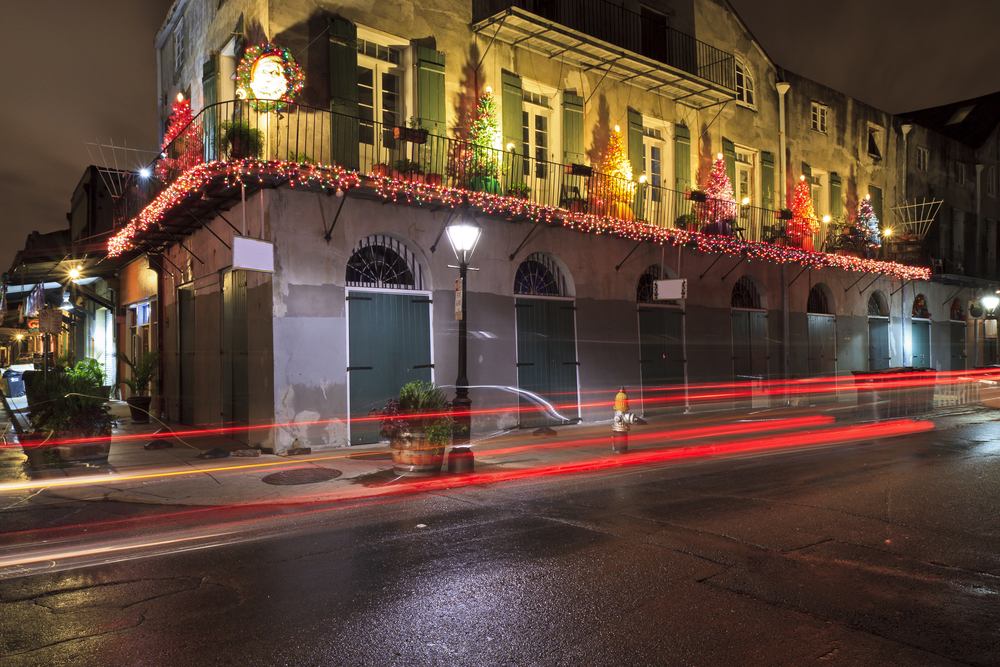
(98, 0), (1000, 452)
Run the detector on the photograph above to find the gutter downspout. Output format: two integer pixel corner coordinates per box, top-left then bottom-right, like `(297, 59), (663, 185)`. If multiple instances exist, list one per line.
(777, 82), (791, 389)
(901, 124), (912, 367)
(976, 163), (985, 367)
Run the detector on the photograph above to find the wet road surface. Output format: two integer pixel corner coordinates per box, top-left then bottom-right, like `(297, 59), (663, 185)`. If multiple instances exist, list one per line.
(1, 408), (999, 666)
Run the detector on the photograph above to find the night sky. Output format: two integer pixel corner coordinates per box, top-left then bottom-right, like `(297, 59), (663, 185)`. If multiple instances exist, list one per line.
(2, 0), (999, 275)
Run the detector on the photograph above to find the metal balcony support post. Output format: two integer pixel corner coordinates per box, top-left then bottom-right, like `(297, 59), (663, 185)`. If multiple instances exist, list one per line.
(615, 241), (643, 271)
(844, 272), (870, 292)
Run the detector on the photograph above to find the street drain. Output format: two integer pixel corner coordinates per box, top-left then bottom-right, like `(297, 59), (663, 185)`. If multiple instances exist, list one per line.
(347, 452), (393, 461)
(262, 468), (342, 485)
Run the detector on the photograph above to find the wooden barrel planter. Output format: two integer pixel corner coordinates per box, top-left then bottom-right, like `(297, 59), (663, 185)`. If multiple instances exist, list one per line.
(390, 431), (445, 476)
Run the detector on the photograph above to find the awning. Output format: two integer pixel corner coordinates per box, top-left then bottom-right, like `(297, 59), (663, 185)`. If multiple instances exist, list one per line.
(472, 4), (736, 109)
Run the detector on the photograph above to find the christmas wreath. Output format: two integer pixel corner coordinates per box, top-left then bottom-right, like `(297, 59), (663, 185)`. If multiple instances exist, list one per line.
(236, 43), (305, 111)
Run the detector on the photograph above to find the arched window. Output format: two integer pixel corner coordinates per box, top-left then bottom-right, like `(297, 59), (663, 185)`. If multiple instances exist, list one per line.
(346, 235), (424, 289)
(735, 58), (755, 108)
(636, 264), (678, 303)
(868, 291), (888, 317)
(731, 276), (761, 309)
(515, 252), (566, 296)
(807, 284), (832, 314)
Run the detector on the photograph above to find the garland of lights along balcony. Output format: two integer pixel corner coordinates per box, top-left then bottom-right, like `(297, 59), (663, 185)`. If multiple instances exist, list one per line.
(107, 156), (929, 280)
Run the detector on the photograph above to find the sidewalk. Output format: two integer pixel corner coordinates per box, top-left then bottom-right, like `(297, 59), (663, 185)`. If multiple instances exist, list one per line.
(1, 399), (981, 507)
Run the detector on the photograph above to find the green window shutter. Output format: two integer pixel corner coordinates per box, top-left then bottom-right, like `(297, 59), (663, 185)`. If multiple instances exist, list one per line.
(562, 93), (584, 165)
(329, 17), (358, 118)
(202, 55), (219, 160)
(761, 151), (775, 210)
(202, 55), (218, 106)
(674, 125), (691, 192)
(868, 184), (883, 223)
(416, 47), (446, 136)
(501, 71), (523, 157)
(722, 138), (736, 190)
(829, 172), (841, 218)
(802, 162), (811, 180)
(627, 108), (643, 179)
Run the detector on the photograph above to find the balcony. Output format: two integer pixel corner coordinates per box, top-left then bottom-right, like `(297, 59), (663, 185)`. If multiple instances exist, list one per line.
(110, 101), (927, 280)
(471, 0), (735, 108)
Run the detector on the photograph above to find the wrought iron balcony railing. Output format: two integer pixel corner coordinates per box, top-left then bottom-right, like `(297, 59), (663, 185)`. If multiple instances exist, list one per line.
(472, 0), (735, 91)
(114, 100), (891, 264)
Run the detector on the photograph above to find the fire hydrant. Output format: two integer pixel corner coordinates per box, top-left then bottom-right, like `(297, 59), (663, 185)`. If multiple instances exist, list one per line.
(612, 387), (637, 453)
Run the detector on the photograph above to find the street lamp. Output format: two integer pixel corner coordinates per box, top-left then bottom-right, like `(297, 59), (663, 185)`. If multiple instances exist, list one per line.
(983, 293), (999, 317)
(445, 213), (483, 445)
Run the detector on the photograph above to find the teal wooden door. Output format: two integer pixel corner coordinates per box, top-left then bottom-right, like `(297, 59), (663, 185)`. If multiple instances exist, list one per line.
(732, 309), (768, 407)
(911, 319), (930, 368)
(869, 318), (890, 370)
(348, 291), (432, 444)
(515, 297), (579, 428)
(950, 322), (967, 371)
(637, 306), (684, 412)
(178, 286), (195, 425)
(807, 314), (837, 377)
(223, 270), (249, 443)
(732, 310), (768, 378)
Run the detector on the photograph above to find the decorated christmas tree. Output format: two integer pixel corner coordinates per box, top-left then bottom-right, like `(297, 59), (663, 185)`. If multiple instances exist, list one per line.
(155, 95), (203, 180)
(697, 153), (737, 227)
(597, 124), (635, 219)
(466, 86), (502, 180)
(855, 194), (881, 248)
(787, 175), (819, 245)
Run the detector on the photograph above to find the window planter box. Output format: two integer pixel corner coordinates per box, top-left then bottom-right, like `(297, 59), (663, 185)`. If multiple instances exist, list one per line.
(393, 127), (428, 144)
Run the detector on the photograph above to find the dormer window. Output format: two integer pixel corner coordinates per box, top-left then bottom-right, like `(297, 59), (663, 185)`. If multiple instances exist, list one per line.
(735, 58), (755, 109)
(867, 125), (882, 161)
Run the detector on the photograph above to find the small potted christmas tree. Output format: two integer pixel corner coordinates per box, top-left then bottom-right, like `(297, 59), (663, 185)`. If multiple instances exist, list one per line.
(466, 86), (502, 193)
(788, 175), (819, 250)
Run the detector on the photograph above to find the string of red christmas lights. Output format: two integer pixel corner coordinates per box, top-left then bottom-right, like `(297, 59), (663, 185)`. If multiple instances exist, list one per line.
(108, 161), (930, 281)
(107, 160), (359, 257)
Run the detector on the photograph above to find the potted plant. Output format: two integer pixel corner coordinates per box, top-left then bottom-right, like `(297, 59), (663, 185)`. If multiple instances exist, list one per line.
(220, 119), (264, 160)
(674, 213), (697, 231)
(69, 357), (111, 399)
(24, 372), (114, 468)
(392, 158), (425, 182)
(507, 181), (531, 199)
(120, 351), (159, 424)
(373, 380), (454, 476)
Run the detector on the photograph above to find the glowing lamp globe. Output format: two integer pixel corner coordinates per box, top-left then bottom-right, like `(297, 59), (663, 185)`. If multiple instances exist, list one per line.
(446, 216), (483, 265)
(983, 294), (999, 312)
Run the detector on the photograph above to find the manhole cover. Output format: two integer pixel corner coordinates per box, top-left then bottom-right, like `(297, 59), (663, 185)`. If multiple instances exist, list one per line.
(262, 467), (342, 485)
(347, 452), (393, 461)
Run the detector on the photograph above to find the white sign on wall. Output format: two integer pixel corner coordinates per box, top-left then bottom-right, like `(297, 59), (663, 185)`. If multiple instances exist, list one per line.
(233, 236), (275, 273)
(653, 279), (687, 300)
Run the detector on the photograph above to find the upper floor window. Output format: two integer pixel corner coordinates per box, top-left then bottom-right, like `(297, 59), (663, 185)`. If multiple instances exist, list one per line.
(916, 146), (929, 171)
(866, 125), (883, 161)
(174, 16), (184, 73)
(989, 166), (997, 197)
(735, 59), (755, 109)
(357, 38), (401, 65)
(811, 103), (828, 134)
(957, 162), (966, 186)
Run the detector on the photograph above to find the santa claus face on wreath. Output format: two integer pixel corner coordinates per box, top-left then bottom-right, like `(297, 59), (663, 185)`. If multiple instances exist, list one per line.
(248, 54), (287, 100)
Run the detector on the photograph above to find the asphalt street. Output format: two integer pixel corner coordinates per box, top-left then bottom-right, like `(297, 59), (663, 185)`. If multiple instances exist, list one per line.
(1, 406), (999, 666)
